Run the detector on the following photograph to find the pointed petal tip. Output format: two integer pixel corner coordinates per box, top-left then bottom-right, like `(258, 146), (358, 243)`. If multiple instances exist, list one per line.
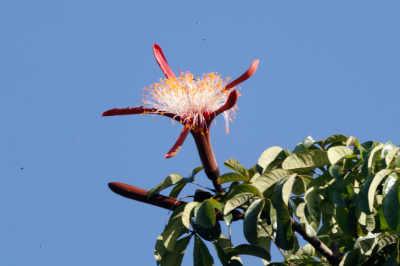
(153, 43), (176, 79)
(225, 59), (260, 90)
(164, 127), (191, 159)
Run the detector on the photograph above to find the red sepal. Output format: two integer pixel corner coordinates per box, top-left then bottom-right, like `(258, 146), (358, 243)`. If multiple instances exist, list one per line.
(153, 43), (176, 79)
(165, 126), (191, 158)
(225, 60), (259, 90)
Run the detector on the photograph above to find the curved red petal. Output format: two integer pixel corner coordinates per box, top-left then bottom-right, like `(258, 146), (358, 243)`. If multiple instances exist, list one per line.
(225, 60), (259, 91)
(215, 90), (239, 117)
(102, 107), (152, 116)
(153, 43), (176, 79)
(165, 126), (191, 158)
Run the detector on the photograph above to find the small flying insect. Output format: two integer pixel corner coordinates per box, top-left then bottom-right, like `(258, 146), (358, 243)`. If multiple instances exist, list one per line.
(202, 37), (205, 41)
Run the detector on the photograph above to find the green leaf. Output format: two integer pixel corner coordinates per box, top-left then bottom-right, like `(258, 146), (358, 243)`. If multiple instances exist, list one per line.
(354, 232), (380, 256)
(224, 159), (248, 178)
(182, 202), (200, 230)
(193, 221), (221, 241)
(252, 169), (291, 193)
(272, 200), (294, 250)
(148, 174), (184, 199)
(193, 235), (214, 266)
(328, 164), (344, 179)
(243, 199), (265, 245)
(367, 143), (385, 176)
(282, 150), (330, 171)
(257, 146), (286, 173)
(383, 178), (400, 231)
(196, 200), (217, 228)
(328, 178), (348, 206)
(222, 184), (261, 203)
(327, 146), (353, 165)
(212, 242), (229, 266)
(302, 136), (316, 149)
(336, 207), (352, 237)
(155, 235), (166, 264)
(161, 236), (191, 266)
(227, 244), (271, 261)
(277, 174), (297, 206)
(338, 250), (359, 266)
(358, 169), (392, 214)
(214, 234), (243, 266)
(216, 202), (233, 226)
(257, 218), (272, 265)
(346, 136), (356, 147)
(324, 134), (348, 146)
(193, 166), (204, 176)
(224, 193), (255, 215)
(292, 177), (308, 195)
(162, 205), (185, 251)
(386, 147), (399, 167)
(169, 181), (187, 199)
(301, 244), (323, 259)
(219, 173), (248, 184)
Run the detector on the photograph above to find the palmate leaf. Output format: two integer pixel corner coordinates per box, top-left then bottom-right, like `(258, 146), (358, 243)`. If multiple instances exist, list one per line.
(193, 220), (221, 241)
(346, 136), (356, 147)
(327, 146), (353, 165)
(357, 169), (392, 214)
(272, 200), (294, 250)
(383, 177), (400, 231)
(227, 244), (271, 262)
(324, 134), (348, 147)
(224, 193), (255, 215)
(193, 235), (214, 266)
(196, 200), (218, 228)
(160, 236), (191, 266)
(162, 204), (186, 251)
(213, 234), (243, 266)
(252, 169), (291, 193)
(219, 173), (248, 184)
(224, 159), (248, 178)
(155, 235), (166, 265)
(385, 147), (399, 167)
(148, 174), (184, 199)
(257, 146), (286, 173)
(276, 174), (297, 206)
(367, 143), (385, 176)
(222, 184), (262, 203)
(338, 250), (359, 266)
(257, 218), (272, 265)
(182, 202), (200, 230)
(243, 199), (265, 245)
(282, 150), (330, 172)
(169, 181), (186, 199)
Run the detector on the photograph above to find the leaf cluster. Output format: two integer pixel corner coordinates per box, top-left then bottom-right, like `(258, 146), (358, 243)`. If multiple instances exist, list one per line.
(150, 135), (400, 265)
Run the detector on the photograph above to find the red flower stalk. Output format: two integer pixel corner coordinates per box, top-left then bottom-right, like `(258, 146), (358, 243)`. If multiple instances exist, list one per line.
(103, 44), (258, 192)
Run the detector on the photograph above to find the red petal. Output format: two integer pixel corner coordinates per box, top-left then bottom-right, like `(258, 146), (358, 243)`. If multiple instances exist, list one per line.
(102, 107), (152, 116)
(165, 126), (191, 158)
(215, 90), (239, 117)
(153, 43), (176, 79)
(225, 60), (259, 90)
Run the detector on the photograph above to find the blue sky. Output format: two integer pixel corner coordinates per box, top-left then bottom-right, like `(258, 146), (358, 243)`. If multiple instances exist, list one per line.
(1, 1), (399, 265)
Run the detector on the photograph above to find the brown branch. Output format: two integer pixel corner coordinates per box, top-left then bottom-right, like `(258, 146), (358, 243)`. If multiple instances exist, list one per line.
(290, 218), (340, 266)
(108, 182), (340, 265)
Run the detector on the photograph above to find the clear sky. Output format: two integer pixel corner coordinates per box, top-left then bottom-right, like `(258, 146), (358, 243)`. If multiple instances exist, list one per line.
(1, 1), (399, 265)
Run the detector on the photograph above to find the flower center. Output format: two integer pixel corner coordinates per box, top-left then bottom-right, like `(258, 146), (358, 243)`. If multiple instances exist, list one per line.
(141, 72), (237, 133)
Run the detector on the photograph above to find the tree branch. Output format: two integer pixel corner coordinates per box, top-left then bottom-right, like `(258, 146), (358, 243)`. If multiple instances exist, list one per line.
(108, 182), (340, 265)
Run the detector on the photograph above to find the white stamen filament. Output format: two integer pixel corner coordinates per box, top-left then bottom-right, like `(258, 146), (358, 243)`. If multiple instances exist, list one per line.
(141, 72), (237, 133)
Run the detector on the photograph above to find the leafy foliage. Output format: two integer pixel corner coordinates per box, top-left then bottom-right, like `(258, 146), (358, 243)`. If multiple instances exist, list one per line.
(150, 135), (400, 265)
